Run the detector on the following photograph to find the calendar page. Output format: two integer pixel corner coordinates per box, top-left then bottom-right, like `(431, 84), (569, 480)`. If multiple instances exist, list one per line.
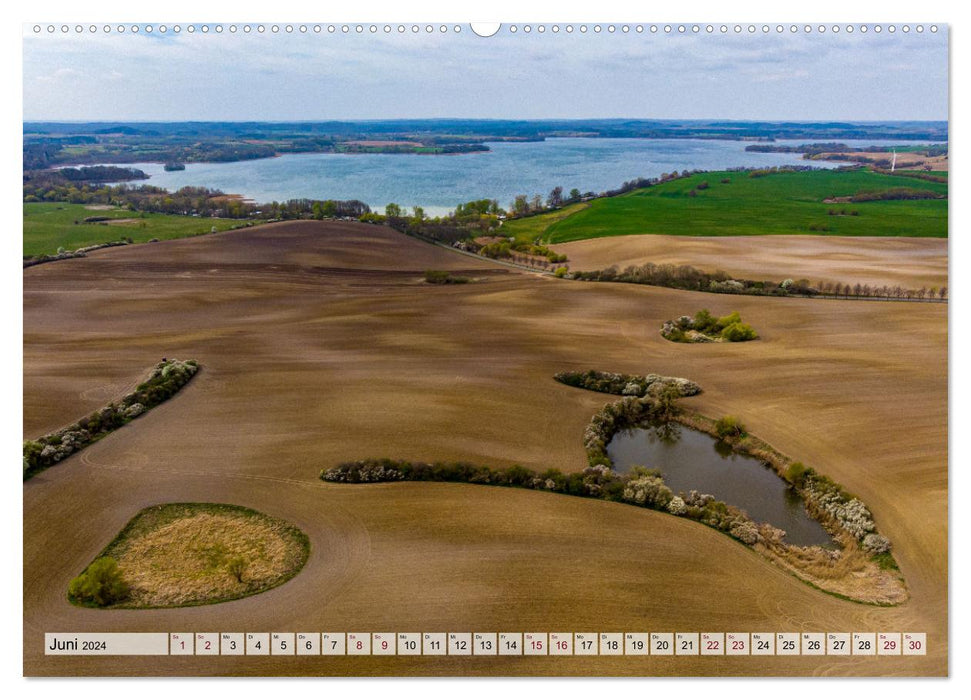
(21, 12), (948, 679)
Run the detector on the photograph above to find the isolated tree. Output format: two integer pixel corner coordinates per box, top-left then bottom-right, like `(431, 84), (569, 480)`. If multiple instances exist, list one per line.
(512, 194), (529, 216)
(939, 286), (947, 300)
(547, 186), (564, 208)
(569, 188), (581, 202)
(412, 206), (425, 222)
(530, 194), (544, 212)
(385, 203), (403, 218)
(68, 557), (130, 607)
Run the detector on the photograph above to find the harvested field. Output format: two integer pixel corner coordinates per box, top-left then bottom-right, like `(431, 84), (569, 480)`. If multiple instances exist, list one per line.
(75, 503), (310, 608)
(23, 220), (946, 676)
(556, 234), (948, 291)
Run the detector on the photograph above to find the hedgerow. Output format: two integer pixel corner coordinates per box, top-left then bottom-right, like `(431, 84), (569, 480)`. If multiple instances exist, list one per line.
(321, 458), (763, 546)
(22, 358), (199, 479)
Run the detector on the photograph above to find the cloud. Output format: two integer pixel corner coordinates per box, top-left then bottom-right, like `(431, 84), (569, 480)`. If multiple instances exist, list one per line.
(22, 27), (948, 121)
(34, 67), (80, 83)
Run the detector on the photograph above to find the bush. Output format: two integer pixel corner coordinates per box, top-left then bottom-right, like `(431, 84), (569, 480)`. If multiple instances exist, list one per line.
(554, 370), (701, 399)
(716, 311), (742, 329)
(68, 557), (130, 606)
(424, 270), (450, 284)
(622, 473), (673, 509)
(862, 533), (892, 555)
(554, 266), (569, 278)
(667, 495), (687, 515)
(664, 309), (757, 343)
(785, 461), (812, 488)
(720, 322), (758, 342)
(729, 520), (761, 545)
(424, 270), (469, 285)
(692, 309), (718, 333)
(714, 416), (746, 440)
(226, 556), (247, 583)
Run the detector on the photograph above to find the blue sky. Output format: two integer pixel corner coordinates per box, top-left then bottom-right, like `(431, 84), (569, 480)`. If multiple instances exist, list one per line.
(22, 24), (948, 121)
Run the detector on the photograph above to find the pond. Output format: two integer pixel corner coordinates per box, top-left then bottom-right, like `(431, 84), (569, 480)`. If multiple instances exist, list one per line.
(607, 423), (833, 547)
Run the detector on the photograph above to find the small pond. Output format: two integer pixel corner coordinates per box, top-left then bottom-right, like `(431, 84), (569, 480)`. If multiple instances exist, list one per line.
(607, 423), (833, 547)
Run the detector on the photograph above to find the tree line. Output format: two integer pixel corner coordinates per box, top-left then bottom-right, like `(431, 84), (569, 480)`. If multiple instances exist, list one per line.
(573, 262), (947, 301)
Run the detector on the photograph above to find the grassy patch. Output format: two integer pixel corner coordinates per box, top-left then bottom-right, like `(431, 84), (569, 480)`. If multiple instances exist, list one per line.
(23, 202), (245, 258)
(68, 503), (310, 608)
(872, 552), (901, 571)
(505, 169), (947, 243)
(500, 201), (589, 244)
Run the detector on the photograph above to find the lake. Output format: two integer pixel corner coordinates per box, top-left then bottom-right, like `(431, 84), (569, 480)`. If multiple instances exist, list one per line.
(105, 137), (919, 216)
(607, 423), (832, 547)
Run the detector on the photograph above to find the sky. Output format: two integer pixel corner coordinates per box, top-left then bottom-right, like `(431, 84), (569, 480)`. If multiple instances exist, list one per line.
(22, 23), (948, 122)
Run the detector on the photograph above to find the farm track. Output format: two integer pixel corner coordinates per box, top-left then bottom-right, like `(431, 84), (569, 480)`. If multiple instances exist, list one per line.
(24, 220), (946, 676)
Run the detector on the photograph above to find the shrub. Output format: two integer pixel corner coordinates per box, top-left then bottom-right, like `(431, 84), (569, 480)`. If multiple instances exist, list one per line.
(714, 416), (746, 440)
(667, 495), (687, 515)
(554, 266), (569, 278)
(862, 533), (892, 555)
(720, 322), (758, 342)
(785, 461), (812, 488)
(715, 311), (741, 329)
(68, 557), (130, 607)
(666, 309), (757, 343)
(692, 309), (718, 334)
(226, 556), (247, 583)
(729, 520), (761, 545)
(424, 270), (469, 284)
(424, 270), (450, 284)
(622, 472), (673, 509)
(554, 370), (700, 398)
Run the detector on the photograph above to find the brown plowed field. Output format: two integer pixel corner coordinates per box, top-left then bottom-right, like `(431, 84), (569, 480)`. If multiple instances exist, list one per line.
(23, 221), (946, 676)
(556, 234), (948, 291)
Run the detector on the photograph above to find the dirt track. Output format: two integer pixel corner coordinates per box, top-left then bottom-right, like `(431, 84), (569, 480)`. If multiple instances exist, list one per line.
(23, 221), (946, 676)
(556, 234), (948, 291)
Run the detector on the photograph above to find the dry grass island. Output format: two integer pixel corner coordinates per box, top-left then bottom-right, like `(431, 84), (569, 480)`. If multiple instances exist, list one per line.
(68, 503), (310, 608)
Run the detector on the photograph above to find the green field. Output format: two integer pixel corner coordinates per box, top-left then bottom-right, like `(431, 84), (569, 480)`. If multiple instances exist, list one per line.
(502, 201), (589, 242)
(501, 169), (948, 244)
(23, 203), (247, 257)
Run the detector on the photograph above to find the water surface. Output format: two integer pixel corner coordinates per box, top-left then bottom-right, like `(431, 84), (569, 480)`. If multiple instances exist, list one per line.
(607, 423), (832, 547)
(103, 137), (922, 216)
